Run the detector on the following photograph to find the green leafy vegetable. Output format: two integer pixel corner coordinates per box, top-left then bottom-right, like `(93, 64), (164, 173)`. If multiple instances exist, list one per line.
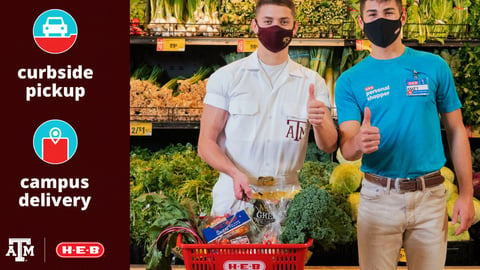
(455, 44), (480, 126)
(405, 2), (427, 44)
(295, 0), (349, 38)
(143, 195), (203, 270)
(466, 0), (480, 38)
(130, 144), (218, 253)
(451, 0), (471, 39)
(279, 185), (356, 250)
(305, 142), (332, 163)
(299, 160), (338, 189)
(329, 163), (362, 194)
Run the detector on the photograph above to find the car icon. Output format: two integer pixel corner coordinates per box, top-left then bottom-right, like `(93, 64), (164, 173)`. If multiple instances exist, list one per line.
(43, 17), (68, 37)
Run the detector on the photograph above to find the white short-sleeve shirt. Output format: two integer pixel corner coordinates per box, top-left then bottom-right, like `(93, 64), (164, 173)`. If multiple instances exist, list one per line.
(204, 51), (330, 215)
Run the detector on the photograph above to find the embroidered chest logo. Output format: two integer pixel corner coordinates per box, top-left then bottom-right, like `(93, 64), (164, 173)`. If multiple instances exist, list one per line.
(365, 85), (391, 101)
(286, 119), (307, 141)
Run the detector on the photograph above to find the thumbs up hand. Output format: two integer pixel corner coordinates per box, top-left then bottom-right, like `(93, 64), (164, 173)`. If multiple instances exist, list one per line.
(357, 107), (380, 154)
(307, 84), (328, 127)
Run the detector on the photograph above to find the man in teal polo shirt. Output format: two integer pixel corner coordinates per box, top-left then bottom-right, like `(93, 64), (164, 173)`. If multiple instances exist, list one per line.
(335, 0), (475, 269)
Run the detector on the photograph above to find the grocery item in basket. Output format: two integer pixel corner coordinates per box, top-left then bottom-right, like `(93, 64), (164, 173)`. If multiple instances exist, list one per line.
(251, 185), (299, 227)
(230, 235), (250, 244)
(202, 209), (252, 243)
(250, 184), (299, 244)
(260, 197), (292, 244)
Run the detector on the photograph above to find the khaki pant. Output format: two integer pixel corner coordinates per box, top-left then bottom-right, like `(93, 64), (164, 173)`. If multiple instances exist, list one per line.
(357, 178), (448, 270)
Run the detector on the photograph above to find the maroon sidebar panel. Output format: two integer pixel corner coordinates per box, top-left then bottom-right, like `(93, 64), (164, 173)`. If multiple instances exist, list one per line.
(2, 1), (130, 269)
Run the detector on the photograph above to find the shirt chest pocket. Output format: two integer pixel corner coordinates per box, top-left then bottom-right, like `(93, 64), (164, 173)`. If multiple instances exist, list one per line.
(226, 100), (259, 141)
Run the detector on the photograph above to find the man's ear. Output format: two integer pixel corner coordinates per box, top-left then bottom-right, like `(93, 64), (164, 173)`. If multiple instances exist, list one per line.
(293, 21), (299, 35)
(251, 19), (258, 34)
(357, 15), (364, 30)
(400, 10), (407, 26)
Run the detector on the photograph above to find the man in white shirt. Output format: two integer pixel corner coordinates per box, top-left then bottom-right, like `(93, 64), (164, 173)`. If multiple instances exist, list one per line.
(198, 0), (337, 216)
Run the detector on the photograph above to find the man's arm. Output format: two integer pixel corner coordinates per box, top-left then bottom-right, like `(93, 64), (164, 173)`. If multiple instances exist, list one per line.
(311, 112), (338, 153)
(197, 104), (252, 200)
(306, 84), (338, 153)
(442, 108), (474, 235)
(339, 107), (380, 161)
(339, 120), (363, 161)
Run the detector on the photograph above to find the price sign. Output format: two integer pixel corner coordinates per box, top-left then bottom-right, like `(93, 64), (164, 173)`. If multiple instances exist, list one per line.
(473, 126), (480, 138)
(398, 248), (407, 263)
(237, 39), (258, 52)
(466, 125), (480, 138)
(130, 122), (152, 136)
(157, 38), (186, 51)
(355, 39), (372, 52)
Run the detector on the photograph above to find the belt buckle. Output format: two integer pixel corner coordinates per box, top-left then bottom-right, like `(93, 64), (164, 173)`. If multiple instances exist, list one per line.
(394, 177), (411, 193)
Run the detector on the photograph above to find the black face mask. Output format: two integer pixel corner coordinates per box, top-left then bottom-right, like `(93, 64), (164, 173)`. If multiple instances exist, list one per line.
(363, 16), (402, 48)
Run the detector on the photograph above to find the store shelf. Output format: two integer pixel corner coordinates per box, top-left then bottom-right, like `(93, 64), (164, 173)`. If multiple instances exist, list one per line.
(131, 36), (480, 48)
(403, 39), (480, 47)
(152, 122), (200, 129)
(130, 107), (202, 129)
(130, 36), (356, 47)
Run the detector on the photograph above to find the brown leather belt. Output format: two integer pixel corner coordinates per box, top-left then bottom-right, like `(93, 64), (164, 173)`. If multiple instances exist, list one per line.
(364, 171), (444, 192)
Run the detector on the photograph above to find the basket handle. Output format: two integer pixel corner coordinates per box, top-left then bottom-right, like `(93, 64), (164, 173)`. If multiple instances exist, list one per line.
(176, 234), (183, 248)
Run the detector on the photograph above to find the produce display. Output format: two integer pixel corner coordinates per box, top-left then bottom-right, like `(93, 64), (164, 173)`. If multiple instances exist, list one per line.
(147, 0), (221, 36)
(219, 0), (256, 37)
(130, 144), (218, 249)
(294, 0), (350, 38)
(131, 0), (148, 22)
(129, 48), (369, 122)
(279, 185), (356, 250)
(131, 143), (357, 268)
(130, 141), (480, 268)
(436, 45), (480, 127)
(329, 163), (362, 194)
(130, 65), (215, 122)
(404, 0), (475, 43)
(442, 166), (480, 241)
(130, 0), (480, 41)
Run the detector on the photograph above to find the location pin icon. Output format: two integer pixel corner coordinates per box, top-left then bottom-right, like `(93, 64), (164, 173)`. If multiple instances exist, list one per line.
(49, 127), (62, 144)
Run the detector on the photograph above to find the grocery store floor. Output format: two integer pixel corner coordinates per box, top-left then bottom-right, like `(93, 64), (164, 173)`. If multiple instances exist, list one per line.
(130, 266), (480, 270)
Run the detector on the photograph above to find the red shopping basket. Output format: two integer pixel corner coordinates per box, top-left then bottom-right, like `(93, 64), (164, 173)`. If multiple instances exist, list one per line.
(176, 234), (313, 270)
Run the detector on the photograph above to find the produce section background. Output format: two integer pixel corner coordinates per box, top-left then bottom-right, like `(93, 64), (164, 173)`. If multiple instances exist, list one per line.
(129, 0), (480, 267)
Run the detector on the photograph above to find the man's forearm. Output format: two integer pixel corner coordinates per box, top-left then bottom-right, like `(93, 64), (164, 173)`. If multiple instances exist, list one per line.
(312, 114), (338, 153)
(339, 132), (363, 161)
(448, 127), (473, 197)
(198, 139), (241, 179)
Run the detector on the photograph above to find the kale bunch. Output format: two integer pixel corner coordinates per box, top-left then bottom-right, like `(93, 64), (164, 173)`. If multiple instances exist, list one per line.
(279, 185), (355, 250)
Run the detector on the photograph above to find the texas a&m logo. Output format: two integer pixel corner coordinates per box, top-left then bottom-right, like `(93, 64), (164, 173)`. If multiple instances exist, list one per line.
(5, 238), (34, 262)
(286, 119), (307, 141)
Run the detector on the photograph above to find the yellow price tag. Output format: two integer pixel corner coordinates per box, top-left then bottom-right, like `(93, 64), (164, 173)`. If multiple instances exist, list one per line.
(398, 248), (407, 263)
(130, 122), (152, 136)
(473, 126), (480, 138)
(237, 39), (258, 52)
(355, 39), (372, 52)
(466, 125), (480, 138)
(157, 38), (185, 51)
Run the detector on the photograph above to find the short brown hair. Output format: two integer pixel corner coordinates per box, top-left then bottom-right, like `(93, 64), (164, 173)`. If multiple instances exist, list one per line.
(359, 0), (402, 13)
(255, 0), (296, 17)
